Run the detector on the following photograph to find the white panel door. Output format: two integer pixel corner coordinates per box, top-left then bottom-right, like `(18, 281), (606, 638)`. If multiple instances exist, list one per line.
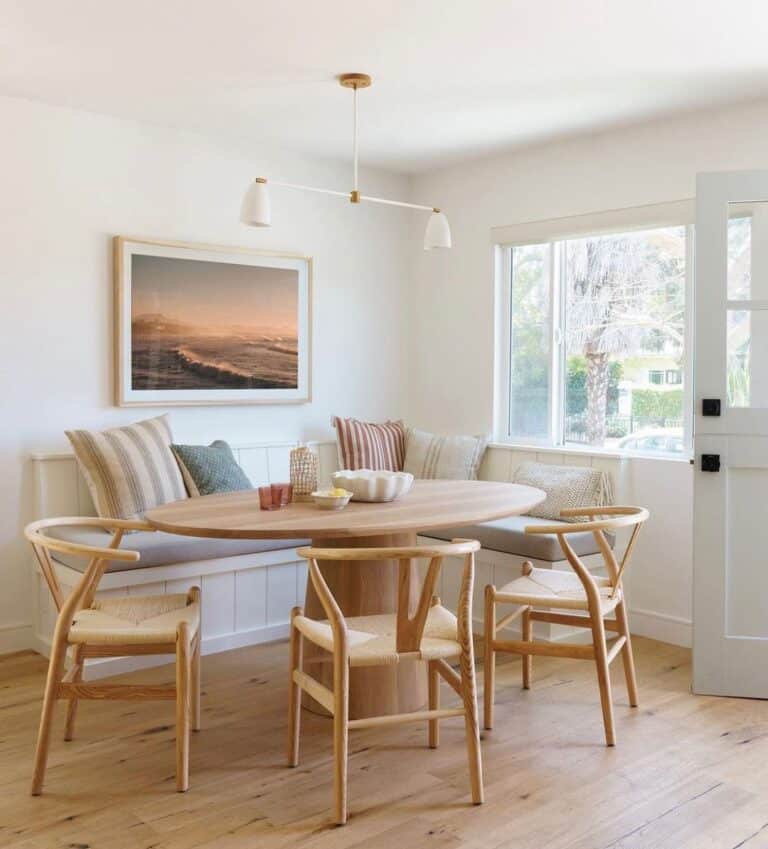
(694, 170), (768, 697)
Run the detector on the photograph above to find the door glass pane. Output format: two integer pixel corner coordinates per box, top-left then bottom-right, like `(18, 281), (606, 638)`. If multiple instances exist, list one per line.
(727, 309), (768, 407)
(509, 244), (550, 439)
(728, 208), (751, 300)
(563, 226), (686, 454)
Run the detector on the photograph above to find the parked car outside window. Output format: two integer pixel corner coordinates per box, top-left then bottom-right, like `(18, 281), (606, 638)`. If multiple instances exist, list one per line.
(617, 429), (684, 454)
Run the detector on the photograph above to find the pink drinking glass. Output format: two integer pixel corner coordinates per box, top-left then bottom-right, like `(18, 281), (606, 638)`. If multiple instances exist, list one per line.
(272, 482), (293, 507)
(258, 485), (278, 510)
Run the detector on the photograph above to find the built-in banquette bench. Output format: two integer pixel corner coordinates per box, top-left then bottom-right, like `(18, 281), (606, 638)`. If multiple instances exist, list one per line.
(31, 440), (616, 677)
(31, 441), (337, 677)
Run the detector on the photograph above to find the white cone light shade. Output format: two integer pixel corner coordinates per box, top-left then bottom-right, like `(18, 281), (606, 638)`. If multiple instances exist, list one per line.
(240, 179), (271, 227)
(424, 211), (451, 250)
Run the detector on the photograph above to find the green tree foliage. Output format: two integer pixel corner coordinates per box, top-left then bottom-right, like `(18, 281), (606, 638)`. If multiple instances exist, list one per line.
(631, 388), (684, 420)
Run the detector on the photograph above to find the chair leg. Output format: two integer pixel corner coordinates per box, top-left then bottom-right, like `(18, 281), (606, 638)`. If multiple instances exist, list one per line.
(615, 599), (639, 707)
(428, 660), (440, 748)
(63, 644), (85, 742)
(287, 607), (303, 767)
(31, 634), (68, 795)
(460, 637), (484, 805)
(483, 585), (496, 730)
(175, 623), (191, 792)
(521, 606), (533, 690)
(333, 654), (349, 825)
(189, 587), (202, 733)
(590, 613), (616, 746)
(190, 633), (202, 732)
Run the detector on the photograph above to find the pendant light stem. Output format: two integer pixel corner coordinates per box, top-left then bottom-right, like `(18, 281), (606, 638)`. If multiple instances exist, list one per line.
(353, 84), (359, 193)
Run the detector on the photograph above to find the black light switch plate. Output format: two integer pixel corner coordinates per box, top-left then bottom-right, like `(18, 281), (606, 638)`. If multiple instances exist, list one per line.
(702, 398), (721, 416)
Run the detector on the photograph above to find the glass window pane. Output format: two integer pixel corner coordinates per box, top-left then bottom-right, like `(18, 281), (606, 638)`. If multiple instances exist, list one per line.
(563, 226), (686, 454)
(728, 210), (751, 300)
(509, 244), (550, 440)
(727, 309), (768, 408)
(728, 310), (750, 407)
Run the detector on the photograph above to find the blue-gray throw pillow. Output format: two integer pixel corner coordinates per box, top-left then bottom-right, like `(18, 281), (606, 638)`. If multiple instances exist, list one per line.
(171, 440), (253, 497)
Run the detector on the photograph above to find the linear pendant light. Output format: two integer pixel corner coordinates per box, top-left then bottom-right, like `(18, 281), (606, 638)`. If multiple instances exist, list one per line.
(240, 73), (451, 250)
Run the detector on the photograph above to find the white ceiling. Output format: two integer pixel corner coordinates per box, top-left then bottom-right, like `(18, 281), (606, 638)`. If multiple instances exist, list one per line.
(3, 0), (768, 174)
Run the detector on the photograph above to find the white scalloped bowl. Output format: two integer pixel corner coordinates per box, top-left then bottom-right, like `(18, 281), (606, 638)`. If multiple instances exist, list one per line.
(331, 470), (414, 503)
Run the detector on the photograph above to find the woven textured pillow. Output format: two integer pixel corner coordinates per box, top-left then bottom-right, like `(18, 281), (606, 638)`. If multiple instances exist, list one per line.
(66, 414), (187, 521)
(403, 428), (487, 480)
(171, 440), (253, 497)
(512, 461), (614, 522)
(332, 416), (406, 471)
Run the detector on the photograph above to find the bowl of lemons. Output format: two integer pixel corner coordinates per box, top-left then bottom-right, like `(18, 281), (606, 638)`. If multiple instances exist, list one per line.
(311, 487), (354, 511)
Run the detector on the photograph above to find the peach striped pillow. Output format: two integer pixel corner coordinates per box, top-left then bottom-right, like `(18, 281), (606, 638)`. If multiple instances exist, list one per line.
(331, 417), (406, 471)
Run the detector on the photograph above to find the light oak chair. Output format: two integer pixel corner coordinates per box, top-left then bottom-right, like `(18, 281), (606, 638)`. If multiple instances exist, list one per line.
(483, 506), (649, 746)
(25, 517), (202, 795)
(289, 540), (483, 825)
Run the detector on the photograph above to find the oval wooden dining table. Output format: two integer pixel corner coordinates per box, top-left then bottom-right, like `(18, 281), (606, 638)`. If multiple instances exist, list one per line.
(146, 479), (545, 719)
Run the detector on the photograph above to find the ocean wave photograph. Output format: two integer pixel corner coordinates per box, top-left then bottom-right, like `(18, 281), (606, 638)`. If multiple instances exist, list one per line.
(129, 253), (301, 391)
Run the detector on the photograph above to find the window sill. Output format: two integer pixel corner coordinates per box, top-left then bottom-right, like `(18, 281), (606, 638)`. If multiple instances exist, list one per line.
(488, 440), (693, 464)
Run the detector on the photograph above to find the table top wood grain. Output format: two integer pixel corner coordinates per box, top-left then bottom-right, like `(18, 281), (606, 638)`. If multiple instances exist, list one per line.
(145, 479), (546, 540)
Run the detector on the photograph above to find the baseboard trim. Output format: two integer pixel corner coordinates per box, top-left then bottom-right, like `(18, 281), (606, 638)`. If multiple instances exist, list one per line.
(627, 607), (692, 648)
(31, 623), (291, 680)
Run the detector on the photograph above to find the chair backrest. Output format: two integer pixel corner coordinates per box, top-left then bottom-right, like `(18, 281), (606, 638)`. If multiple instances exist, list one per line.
(25, 517), (152, 640)
(296, 539), (481, 656)
(525, 506), (649, 598)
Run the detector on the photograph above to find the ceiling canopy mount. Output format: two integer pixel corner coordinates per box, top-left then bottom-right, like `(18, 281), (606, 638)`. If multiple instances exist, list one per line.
(338, 72), (372, 90)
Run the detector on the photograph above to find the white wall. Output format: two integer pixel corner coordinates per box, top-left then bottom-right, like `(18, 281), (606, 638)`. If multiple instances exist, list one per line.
(0, 95), (412, 651)
(408, 99), (768, 646)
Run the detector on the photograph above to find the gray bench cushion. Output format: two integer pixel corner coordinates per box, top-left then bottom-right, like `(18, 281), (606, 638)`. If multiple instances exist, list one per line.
(426, 515), (613, 562)
(47, 527), (309, 573)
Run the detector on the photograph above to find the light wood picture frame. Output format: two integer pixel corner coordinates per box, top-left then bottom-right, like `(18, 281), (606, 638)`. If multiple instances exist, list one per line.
(114, 237), (312, 407)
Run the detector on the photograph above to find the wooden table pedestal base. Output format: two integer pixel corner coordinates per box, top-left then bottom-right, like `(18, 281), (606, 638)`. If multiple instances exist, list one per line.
(301, 532), (427, 720)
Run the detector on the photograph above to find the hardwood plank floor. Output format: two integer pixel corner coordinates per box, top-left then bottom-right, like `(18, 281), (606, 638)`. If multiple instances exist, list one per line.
(0, 637), (766, 848)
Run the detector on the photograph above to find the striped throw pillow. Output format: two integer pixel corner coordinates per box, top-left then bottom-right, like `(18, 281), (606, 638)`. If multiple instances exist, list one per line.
(66, 414), (187, 520)
(332, 417), (406, 471)
(403, 428), (487, 480)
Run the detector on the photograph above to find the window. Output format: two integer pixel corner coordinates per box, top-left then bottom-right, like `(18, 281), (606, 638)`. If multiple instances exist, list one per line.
(499, 219), (691, 456)
(508, 243), (551, 440)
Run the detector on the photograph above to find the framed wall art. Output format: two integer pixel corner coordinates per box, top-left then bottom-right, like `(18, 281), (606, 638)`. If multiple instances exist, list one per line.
(114, 237), (311, 406)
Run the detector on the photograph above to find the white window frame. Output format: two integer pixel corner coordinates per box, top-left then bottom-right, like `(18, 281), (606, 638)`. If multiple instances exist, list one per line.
(492, 200), (695, 459)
